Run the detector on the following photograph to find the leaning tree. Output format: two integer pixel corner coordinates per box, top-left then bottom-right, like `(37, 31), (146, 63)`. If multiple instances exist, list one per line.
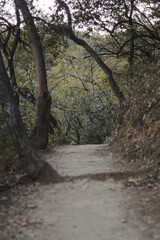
(56, 0), (126, 106)
(0, 49), (61, 183)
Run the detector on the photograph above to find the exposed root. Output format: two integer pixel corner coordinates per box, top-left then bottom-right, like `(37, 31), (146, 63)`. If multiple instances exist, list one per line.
(64, 165), (157, 182)
(37, 161), (63, 184)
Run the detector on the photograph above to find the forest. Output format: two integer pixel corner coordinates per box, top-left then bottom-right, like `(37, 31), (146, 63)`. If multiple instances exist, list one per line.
(0, 0), (160, 183)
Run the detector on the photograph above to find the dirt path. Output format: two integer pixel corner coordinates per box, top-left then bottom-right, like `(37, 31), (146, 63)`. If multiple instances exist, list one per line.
(0, 144), (152, 240)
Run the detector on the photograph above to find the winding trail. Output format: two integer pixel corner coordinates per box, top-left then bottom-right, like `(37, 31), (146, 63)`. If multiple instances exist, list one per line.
(1, 144), (151, 240)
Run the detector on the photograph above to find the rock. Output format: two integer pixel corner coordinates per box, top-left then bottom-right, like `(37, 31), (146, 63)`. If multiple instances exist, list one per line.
(27, 204), (37, 209)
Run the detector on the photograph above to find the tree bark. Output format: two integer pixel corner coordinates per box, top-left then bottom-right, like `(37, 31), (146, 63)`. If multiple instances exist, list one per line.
(15, 0), (51, 149)
(56, 0), (125, 105)
(0, 51), (62, 183)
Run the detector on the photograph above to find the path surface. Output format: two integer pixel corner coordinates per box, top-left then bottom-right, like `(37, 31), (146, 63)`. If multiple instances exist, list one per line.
(1, 144), (151, 240)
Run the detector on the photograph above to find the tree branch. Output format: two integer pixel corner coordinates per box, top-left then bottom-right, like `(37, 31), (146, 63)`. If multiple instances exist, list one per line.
(56, 0), (125, 105)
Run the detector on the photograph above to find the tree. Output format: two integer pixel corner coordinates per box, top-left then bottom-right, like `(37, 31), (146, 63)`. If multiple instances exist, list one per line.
(56, 0), (125, 105)
(0, 50), (61, 183)
(15, 0), (51, 149)
(66, 0), (160, 72)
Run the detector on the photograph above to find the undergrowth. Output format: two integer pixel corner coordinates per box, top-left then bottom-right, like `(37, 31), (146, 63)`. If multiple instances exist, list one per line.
(111, 57), (160, 170)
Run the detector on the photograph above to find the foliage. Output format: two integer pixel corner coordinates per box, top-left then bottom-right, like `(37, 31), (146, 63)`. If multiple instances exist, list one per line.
(47, 42), (117, 144)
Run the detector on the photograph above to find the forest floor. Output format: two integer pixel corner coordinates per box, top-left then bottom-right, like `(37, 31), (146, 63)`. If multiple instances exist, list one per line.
(0, 144), (160, 240)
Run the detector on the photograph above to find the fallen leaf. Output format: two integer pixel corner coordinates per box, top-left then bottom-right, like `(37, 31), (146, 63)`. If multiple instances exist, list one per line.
(27, 204), (36, 209)
(144, 198), (150, 202)
(15, 221), (28, 227)
(122, 219), (127, 223)
(0, 196), (9, 201)
(28, 219), (37, 224)
(128, 177), (136, 183)
(106, 178), (115, 182)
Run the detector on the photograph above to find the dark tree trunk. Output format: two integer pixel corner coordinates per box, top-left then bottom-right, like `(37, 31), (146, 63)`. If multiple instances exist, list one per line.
(70, 35), (125, 104)
(0, 51), (61, 183)
(128, 0), (135, 77)
(16, 0), (51, 149)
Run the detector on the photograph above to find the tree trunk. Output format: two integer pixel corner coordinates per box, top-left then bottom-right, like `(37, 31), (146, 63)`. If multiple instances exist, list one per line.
(0, 51), (62, 183)
(15, 0), (51, 149)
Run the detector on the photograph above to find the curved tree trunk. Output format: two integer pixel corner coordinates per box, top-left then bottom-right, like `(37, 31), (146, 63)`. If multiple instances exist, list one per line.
(56, 0), (125, 106)
(128, 0), (135, 77)
(15, 0), (51, 149)
(0, 51), (61, 183)
(69, 35), (125, 104)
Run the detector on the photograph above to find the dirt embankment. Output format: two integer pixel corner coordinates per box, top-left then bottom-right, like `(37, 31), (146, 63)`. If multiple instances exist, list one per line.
(111, 101), (160, 170)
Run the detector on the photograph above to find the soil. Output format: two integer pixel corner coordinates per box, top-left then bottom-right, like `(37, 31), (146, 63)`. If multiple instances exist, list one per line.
(0, 144), (160, 240)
